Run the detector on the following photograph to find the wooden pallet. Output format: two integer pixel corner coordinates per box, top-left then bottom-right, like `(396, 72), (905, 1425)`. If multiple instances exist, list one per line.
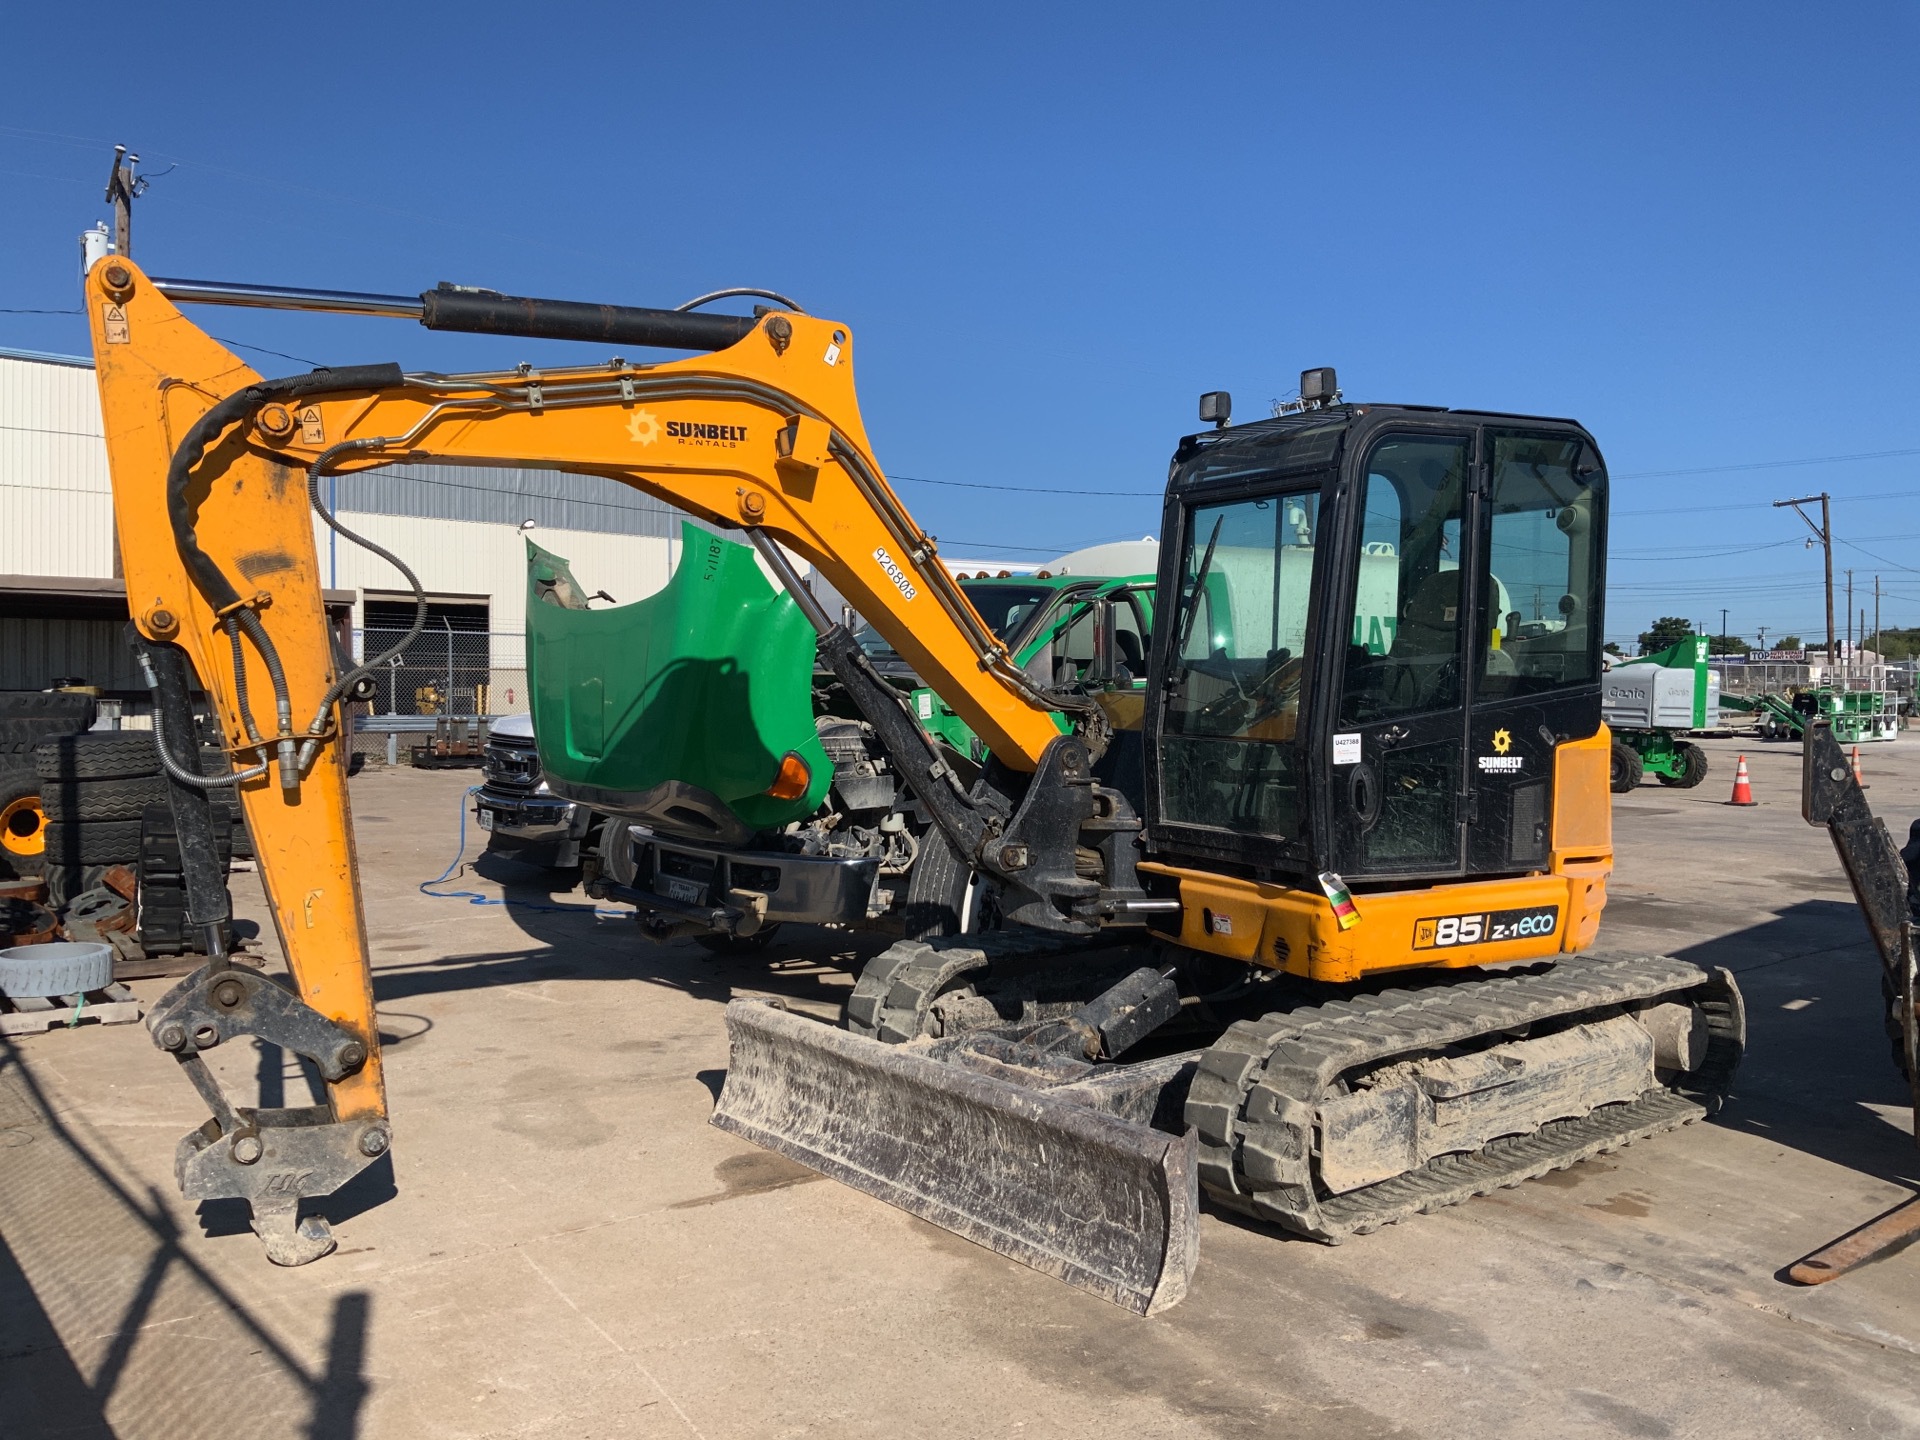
(0, 982), (141, 1037)
(111, 950), (264, 983)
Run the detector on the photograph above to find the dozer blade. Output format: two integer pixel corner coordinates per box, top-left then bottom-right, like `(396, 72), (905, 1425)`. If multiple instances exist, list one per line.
(712, 999), (1200, 1315)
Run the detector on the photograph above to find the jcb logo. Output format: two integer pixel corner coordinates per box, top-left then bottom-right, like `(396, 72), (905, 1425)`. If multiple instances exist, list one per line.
(1415, 915), (1484, 948)
(262, 1170), (317, 1196)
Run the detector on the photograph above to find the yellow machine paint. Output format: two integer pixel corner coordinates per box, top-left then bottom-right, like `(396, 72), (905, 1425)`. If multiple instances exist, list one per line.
(1141, 725), (1614, 981)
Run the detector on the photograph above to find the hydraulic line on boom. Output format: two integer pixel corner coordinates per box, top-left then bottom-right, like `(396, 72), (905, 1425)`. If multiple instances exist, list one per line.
(87, 249), (1149, 1261)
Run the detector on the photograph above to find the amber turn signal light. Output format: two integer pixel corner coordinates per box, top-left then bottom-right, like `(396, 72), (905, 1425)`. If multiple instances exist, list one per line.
(766, 751), (811, 801)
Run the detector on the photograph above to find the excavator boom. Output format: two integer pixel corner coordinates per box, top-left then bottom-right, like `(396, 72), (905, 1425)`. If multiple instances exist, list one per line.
(86, 254), (1119, 1262)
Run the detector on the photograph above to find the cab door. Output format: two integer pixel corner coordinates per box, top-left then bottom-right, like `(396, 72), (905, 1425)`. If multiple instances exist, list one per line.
(1325, 431), (1476, 880)
(1464, 429), (1608, 874)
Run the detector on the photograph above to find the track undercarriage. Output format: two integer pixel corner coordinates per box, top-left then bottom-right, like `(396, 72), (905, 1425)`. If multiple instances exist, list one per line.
(715, 935), (1744, 1314)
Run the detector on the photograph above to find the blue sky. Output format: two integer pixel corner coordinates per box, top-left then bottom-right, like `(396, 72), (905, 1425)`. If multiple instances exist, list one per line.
(4, 2), (1914, 650)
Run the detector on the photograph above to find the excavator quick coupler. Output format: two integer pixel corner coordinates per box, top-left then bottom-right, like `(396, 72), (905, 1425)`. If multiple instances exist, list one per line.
(149, 964), (388, 1266)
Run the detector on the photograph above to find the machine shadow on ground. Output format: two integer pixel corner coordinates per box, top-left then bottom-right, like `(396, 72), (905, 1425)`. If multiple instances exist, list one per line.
(368, 847), (887, 1017)
(390, 843), (1920, 1202)
(1672, 899), (1919, 1190)
(0, 1038), (374, 1439)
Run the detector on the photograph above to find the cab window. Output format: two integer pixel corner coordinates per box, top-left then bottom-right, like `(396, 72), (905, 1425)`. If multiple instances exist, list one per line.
(1477, 433), (1605, 696)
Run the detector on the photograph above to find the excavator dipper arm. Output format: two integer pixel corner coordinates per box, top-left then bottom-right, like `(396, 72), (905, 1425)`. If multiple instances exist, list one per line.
(85, 257), (1094, 1262)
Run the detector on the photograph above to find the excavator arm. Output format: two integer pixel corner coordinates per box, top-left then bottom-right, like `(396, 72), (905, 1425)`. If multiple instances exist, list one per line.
(86, 255), (1118, 1262)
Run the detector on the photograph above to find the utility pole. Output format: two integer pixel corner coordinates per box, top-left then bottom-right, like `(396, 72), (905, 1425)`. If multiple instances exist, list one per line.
(103, 145), (142, 257)
(1875, 575), (1882, 661)
(1757, 626), (1768, 655)
(1720, 608), (1729, 658)
(1776, 493), (1835, 673)
(1847, 568), (1855, 678)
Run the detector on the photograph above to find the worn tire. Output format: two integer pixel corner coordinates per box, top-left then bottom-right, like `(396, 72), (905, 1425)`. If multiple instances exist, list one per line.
(0, 691), (97, 733)
(45, 863), (115, 910)
(35, 731), (160, 783)
(41, 819), (145, 867)
(1656, 741), (1710, 789)
(0, 768), (48, 879)
(41, 772), (171, 823)
(900, 825), (981, 939)
(1609, 740), (1644, 794)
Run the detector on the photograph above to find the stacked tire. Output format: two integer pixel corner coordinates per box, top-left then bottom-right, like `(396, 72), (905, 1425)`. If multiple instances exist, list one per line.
(0, 692), (96, 880)
(36, 732), (170, 907)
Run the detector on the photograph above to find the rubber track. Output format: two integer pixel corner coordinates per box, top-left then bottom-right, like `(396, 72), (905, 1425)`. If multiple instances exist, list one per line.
(1185, 950), (1743, 1241)
(846, 930), (1090, 1042)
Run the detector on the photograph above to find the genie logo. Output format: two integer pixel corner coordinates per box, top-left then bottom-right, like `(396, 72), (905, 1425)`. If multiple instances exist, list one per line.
(873, 547), (918, 601)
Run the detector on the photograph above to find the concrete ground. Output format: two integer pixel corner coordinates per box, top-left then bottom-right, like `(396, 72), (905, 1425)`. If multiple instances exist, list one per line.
(4, 733), (1918, 1439)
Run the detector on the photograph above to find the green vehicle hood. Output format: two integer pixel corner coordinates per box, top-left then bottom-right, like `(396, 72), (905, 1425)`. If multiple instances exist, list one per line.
(525, 523), (832, 831)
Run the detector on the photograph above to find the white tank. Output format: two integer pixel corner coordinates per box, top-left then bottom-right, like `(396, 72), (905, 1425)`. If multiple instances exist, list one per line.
(80, 223), (113, 275)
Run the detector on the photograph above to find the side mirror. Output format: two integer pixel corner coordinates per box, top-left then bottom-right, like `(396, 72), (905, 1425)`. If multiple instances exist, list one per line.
(1084, 599), (1135, 689)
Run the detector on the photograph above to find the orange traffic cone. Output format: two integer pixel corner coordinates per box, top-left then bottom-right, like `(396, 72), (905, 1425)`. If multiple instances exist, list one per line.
(1728, 754), (1757, 806)
(1851, 745), (1869, 790)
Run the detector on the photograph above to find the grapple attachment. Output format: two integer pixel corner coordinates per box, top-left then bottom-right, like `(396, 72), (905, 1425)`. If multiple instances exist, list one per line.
(712, 1000), (1199, 1315)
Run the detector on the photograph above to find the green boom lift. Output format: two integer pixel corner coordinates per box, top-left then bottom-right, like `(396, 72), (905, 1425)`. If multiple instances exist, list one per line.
(1603, 635), (1716, 792)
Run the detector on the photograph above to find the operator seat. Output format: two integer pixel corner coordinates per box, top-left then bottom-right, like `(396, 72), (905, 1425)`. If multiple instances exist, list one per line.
(1390, 569), (1464, 706)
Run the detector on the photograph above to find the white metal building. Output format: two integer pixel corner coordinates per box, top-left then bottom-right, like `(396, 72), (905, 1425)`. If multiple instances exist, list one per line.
(0, 346), (690, 712)
(2, 344), (1119, 717)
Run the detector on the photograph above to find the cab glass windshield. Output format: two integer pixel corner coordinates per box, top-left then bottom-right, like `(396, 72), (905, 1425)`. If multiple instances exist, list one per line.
(1158, 487), (1321, 836)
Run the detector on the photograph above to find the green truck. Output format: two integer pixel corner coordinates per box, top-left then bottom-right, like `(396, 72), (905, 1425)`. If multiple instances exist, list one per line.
(1601, 635), (1716, 791)
(523, 524), (1154, 947)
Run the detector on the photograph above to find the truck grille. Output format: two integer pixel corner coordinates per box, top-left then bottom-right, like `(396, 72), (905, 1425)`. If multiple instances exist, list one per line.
(482, 740), (542, 796)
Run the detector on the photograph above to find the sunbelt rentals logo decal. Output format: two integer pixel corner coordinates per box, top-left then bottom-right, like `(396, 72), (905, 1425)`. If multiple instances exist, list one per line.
(627, 411), (747, 448)
(1477, 727), (1522, 773)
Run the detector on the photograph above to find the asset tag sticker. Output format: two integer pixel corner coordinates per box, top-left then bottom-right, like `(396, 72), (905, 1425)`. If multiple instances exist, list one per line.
(1332, 732), (1362, 766)
(1412, 905), (1559, 950)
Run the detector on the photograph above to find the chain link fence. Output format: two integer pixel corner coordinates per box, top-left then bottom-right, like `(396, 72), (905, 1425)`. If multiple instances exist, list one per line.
(348, 625), (527, 767)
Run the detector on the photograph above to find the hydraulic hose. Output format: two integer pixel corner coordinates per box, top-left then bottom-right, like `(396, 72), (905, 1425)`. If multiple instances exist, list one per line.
(225, 618), (265, 746)
(165, 365), (404, 614)
(164, 364), (403, 787)
(294, 445), (431, 772)
(134, 648), (271, 789)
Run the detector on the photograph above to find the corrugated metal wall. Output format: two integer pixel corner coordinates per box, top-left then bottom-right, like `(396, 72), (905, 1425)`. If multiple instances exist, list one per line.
(0, 350), (809, 701)
(0, 351), (115, 579)
(315, 510), (680, 638)
(0, 616), (142, 690)
(334, 463), (679, 538)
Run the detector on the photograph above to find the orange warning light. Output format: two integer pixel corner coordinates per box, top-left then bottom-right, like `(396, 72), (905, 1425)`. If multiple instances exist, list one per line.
(766, 751), (811, 801)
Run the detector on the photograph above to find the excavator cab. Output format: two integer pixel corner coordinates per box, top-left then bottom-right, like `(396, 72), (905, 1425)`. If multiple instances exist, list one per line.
(1148, 399), (1608, 888)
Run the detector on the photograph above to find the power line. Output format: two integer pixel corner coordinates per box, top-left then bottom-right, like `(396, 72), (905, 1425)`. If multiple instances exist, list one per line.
(1836, 536), (1920, 576)
(1610, 538), (1800, 561)
(1613, 446), (1920, 480)
(212, 337), (325, 368)
(888, 472), (1156, 497)
(1615, 488), (1920, 519)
